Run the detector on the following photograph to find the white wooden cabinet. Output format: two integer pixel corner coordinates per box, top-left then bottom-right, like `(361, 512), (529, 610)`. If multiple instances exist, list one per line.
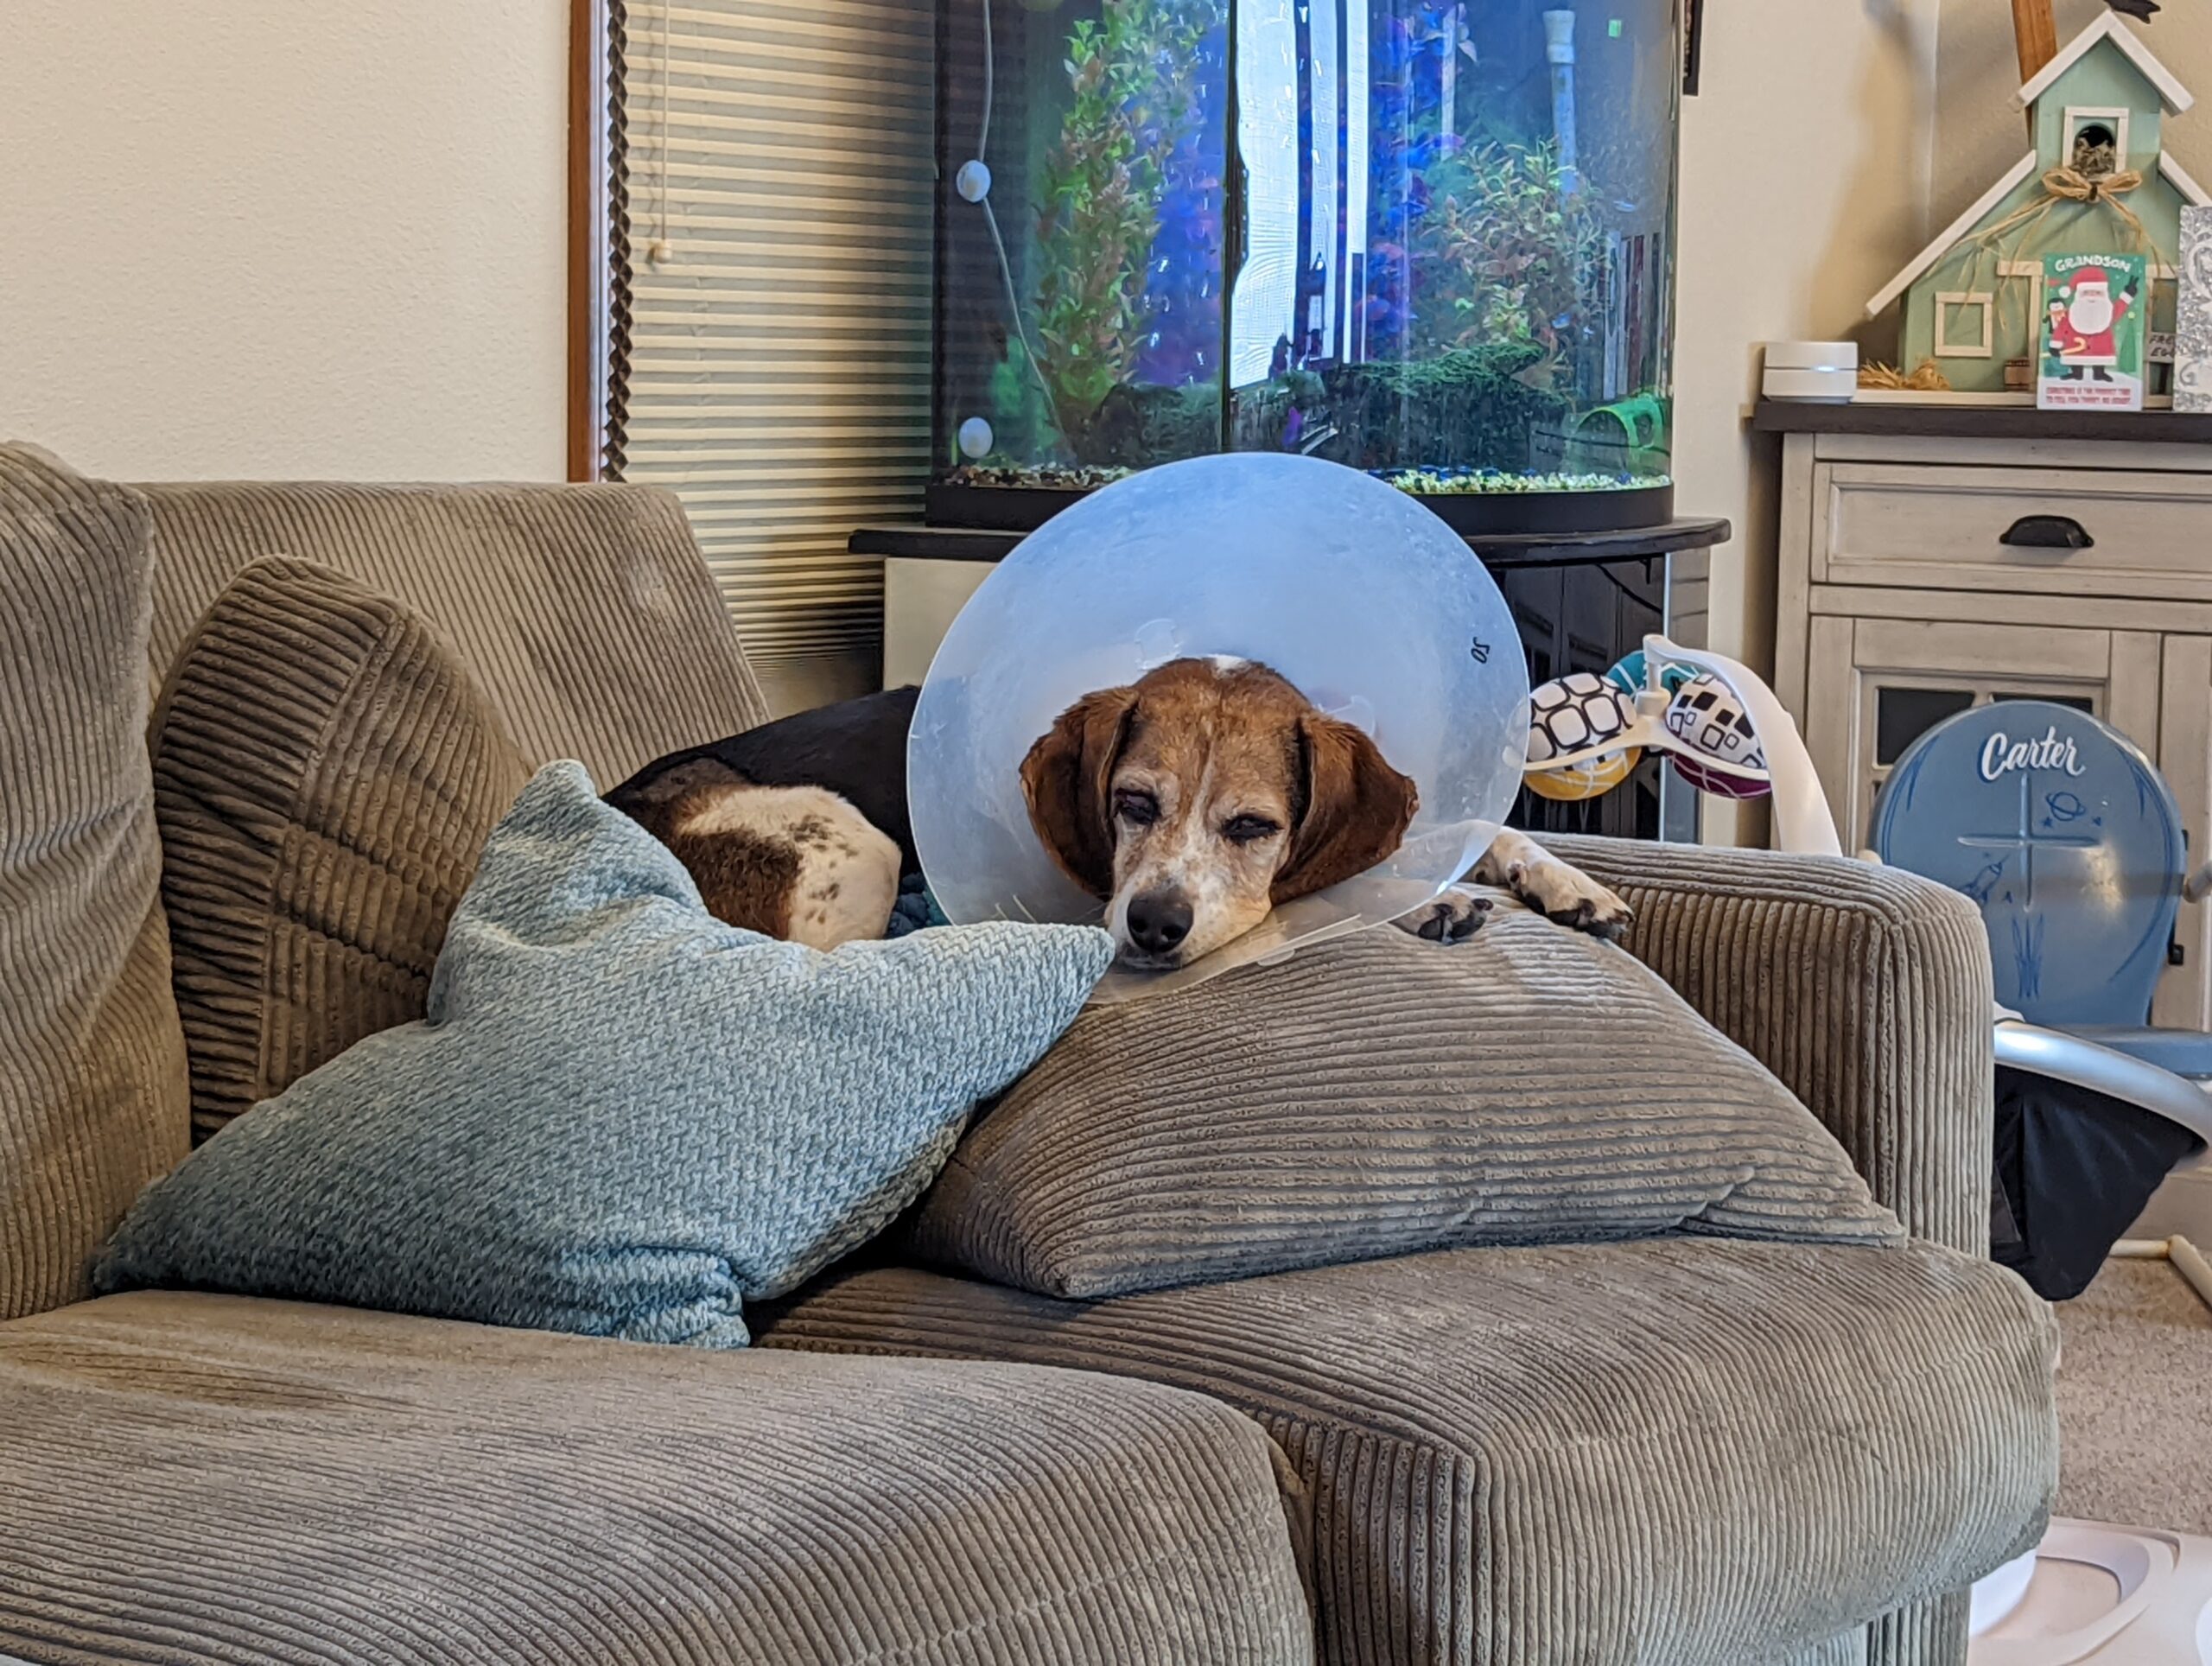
(1770, 417), (2212, 1029)
(882, 556), (991, 688)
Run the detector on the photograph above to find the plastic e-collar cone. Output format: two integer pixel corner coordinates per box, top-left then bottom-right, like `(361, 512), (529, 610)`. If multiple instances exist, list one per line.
(908, 454), (1530, 999)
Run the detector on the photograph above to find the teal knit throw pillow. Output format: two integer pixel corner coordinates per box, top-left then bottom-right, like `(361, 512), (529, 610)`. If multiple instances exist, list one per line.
(95, 763), (1112, 1345)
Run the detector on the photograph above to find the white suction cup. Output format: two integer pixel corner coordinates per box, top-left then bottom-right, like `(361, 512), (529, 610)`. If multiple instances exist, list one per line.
(907, 454), (1529, 999)
(955, 160), (993, 203)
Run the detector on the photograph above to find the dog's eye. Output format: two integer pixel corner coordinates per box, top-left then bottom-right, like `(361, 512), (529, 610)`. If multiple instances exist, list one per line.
(1222, 815), (1281, 844)
(1114, 790), (1160, 827)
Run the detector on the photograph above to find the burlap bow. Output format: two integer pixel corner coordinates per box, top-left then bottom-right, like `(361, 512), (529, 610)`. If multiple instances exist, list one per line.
(1951, 163), (2164, 336)
(1988, 163), (2152, 246)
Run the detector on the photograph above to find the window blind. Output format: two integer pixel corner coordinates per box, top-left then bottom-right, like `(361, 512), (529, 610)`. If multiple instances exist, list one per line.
(607, 0), (933, 714)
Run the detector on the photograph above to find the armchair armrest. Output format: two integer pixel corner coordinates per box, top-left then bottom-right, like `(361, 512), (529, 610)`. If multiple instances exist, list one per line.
(1543, 835), (1995, 1255)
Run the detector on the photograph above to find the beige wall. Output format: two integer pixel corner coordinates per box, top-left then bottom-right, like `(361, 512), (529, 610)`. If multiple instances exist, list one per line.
(1673, 0), (1942, 840)
(1934, 0), (2212, 232)
(0, 2), (569, 482)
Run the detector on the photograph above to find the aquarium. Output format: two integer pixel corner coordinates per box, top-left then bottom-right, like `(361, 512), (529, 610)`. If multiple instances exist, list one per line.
(931, 0), (1684, 534)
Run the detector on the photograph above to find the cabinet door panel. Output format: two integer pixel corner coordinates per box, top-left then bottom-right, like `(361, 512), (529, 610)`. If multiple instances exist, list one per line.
(1804, 618), (1859, 850)
(1820, 620), (2114, 853)
(2107, 632), (2164, 762)
(1852, 617), (2111, 682)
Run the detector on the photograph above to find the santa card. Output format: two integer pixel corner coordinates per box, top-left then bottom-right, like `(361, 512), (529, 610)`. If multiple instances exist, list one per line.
(2038, 252), (2147, 411)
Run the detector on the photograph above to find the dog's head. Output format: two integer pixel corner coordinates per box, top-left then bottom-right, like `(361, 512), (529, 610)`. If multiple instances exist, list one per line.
(1020, 657), (1418, 969)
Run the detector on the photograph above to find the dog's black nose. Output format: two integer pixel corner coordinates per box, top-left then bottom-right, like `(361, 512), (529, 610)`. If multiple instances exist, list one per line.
(1125, 890), (1194, 957)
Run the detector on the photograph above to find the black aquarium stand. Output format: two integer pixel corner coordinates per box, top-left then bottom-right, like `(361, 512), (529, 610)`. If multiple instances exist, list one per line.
(853, 516), (1730, 844)
(855, 518), (1726, 570)
(1497, 550), (1675, 842)
(925, 481), (1681, 539)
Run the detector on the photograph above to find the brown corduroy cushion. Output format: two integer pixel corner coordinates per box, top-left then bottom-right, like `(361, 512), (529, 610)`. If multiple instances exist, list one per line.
(911, 905), (1905, 1300)
(0, 1292), (1315, 1666)
(769, 1240), (2056, 1666)
(152, 557), (531, 1142)
(135, 478), (772, 788)
(0, 445), (190, 1319)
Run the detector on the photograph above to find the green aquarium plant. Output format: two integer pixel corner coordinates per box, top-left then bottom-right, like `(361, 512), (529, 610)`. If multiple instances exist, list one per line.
(1270, 345), (1574, 478)
(1031, 0), (1211, 458)
(1416, 140), (1604, 360)
(978, 338), (1056, 468)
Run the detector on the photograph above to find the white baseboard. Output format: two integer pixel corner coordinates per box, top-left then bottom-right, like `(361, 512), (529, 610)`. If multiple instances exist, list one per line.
(2131, 1161), (2212, 1243)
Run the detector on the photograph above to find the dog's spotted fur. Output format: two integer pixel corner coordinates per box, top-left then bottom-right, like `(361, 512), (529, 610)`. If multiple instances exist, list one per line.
(1021, 658), (1419, 967)
(613, 757), (899, 950)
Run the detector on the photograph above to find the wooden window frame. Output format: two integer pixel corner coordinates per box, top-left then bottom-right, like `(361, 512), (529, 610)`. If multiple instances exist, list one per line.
(1933, 291), (1996, 360)
(569, 0), (610, 482)
(2063, 105), (2132, 175)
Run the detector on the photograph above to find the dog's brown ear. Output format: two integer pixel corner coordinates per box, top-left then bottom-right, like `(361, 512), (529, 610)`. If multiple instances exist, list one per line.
(1274, 713), (1419, 903)
(1020, 687), (1139, 898)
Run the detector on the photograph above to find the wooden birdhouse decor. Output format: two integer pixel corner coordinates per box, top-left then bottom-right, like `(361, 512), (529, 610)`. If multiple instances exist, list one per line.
(1866, 9), (2205, 397)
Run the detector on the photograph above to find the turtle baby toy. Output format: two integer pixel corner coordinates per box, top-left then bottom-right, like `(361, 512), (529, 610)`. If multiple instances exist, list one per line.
(1524, 639), (1789, 814)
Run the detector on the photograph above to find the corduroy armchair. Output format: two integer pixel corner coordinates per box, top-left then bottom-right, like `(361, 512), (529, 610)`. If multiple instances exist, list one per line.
(0, 446), (2056, 1666)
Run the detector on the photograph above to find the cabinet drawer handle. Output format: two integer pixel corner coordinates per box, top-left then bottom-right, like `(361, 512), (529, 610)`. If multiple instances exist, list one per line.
(1999, 514), (2094, 551)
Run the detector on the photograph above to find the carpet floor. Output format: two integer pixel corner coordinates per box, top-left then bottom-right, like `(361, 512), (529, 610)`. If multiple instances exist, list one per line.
(2055, 1256), (2212, 1534)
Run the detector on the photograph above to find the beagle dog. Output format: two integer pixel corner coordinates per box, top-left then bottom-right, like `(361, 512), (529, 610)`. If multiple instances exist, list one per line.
(611, 663), (1629, 967)
(1021, 656), (1631, 970)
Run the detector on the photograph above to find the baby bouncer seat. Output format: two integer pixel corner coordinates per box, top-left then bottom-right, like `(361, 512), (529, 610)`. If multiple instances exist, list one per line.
(1875, 703), (2212, 1663)
(1875, 701), (2212, 1303)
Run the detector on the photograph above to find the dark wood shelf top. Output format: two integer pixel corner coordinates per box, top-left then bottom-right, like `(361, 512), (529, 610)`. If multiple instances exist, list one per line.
(1752, 398), (2212, 444)
(851, 516), (1731, 569)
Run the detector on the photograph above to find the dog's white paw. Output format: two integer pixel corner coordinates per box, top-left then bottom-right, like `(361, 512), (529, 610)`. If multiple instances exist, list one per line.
(1507, 858), (1633, 940)
(1392, 887), (1493, 944)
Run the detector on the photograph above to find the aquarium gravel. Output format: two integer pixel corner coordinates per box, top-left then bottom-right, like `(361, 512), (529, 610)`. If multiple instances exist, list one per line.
(948, 464), (1132, 492)
(950, 461), (1669, 499)
(1380, 467), (1666, 495)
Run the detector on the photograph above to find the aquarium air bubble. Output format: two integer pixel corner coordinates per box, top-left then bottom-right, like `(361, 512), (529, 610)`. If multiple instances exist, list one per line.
(955, 160), (993, 204)
(958, 416), (995, 459)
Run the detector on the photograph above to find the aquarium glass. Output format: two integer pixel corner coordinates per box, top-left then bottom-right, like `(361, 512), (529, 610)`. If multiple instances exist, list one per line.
(936, 0), (1232, 496)
(934, 0), (1681, 527)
